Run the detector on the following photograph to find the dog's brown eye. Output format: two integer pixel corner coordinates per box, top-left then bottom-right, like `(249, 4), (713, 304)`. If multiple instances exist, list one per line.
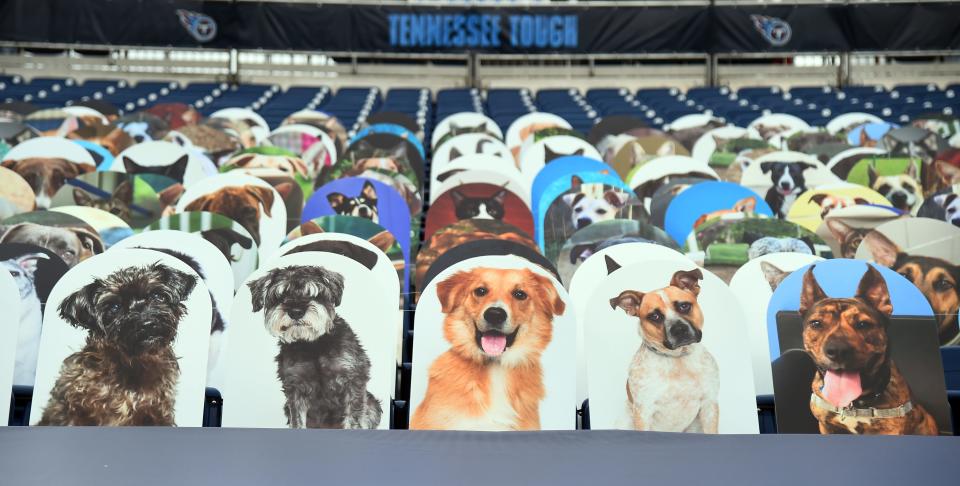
(596, 209), (607, 215)
(647, 311), (663, 324)
(474, 287), (488, 297)
(676, 302), (691, 313)
(512, 289), (527, 300)
(934, 279), (954, 291)
(855, 320), (872, 330)
(108, 303), (120, 312)
(808, 319), (823, 329)
(150, 291), (166, 302)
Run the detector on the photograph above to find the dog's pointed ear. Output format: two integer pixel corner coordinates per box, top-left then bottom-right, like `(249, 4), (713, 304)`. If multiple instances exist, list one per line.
(361, 181), (378, 202)
(122, 156), (142, 174)
(170, 154), (190, 174)
(760, 162), (776, 174)
(158, 264), (198, 301)
(610, 290), (644, 316)
(735, 196), (756, 212)
(605, 255), (621, 275)
(863, 230), (901, 268)
(799, 265), (829, 315)
(867, 165), (879, 187)
(436, 270), (473, 314)
(570, 175), (583, 190)
(327, 192), (347, 210)
(906, 160), (919, 180)
(73, 188), (93, 206)
(247, 272), (274, 313)
(113, 180), (133, 202)
(58, 279), (104, 331)
(246, 186), (275, 218)
(670, 268), (703, 296)
(527, 269), (565, 317)
(935, 161), (960, 185)
(856, 264), (893, 316)
(760, 261), (789, 292)
(825, 218), (853, 241)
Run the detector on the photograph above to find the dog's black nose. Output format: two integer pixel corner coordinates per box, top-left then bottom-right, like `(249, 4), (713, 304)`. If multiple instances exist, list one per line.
(823, 340), (852, 362)
(889, 193), (907, 207)
(670, 323), (692, 340)
(576, 218), (592, 229)
(483, 307), (507, 326)
(286, 307), (307, 320)
(779, 181), (792, 190)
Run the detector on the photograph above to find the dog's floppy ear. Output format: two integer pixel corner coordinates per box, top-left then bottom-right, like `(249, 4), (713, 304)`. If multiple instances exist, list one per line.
(58, 278), (105, 331)
(809, 193), (829, 206)
(863, 230), (901, 268)
(327, 192), (347, 211)
(602, 190), (629, 208)
(760, 162), (776, 174)
(299, 221), (325, 236)
(670, 268), (703, 296)
(320, 266), (345, 307)
(609, 290), (644, 316)
(1, 159), (19, 170)
(113, 180), (133, 202)
(73, 188), (94, 206)
(525, 269), (565, 317)
(230, 154), (257, 168)
(247, 272), (274, 313)
(853, 197), (869, 205)
(436, 270), (474, 314)
(569, 243), (595, 264)
(825, 218), (854, 241)
(246, 185), (275, 217)
(856, 264), (893, 316)
(155, 263), (198, 302)
(798, 162), (819, 171)
(184, 193), (214, 212)
(936, 161), (960, 185)
(71, 227), (104, 255)
(934, 193), (957, 209)
(16, 252), (49, 277)
(798, 265), (829, 315)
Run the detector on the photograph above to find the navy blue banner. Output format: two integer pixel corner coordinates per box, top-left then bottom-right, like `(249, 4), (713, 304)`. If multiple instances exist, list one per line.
(0, 1), (957, 53)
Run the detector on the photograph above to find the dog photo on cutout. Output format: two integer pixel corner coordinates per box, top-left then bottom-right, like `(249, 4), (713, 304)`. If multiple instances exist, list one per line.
(557, 219), (677, 287)
(609, 135), (689, 183)
(788, 184), (894, 233)
(626, 155), (720, 202)
(747, 114), (811, 143)
(410, 254), (575, 430)
(145, 211), (258, 290)
(307, 178), (413, 272)
(0, 243), (69, 387)
(421, 239), (561, 293)
(51, 172), (162, 229)
(728, 253), (825, 395)
(0, 211), (104, 267)
(218, 167), (304, 233)
(539, 173), (644, 260)
(740, 151), (840, 219)
(317, 133), (423, 191)
(176, 173), (286, 260)
(588, 259), (759, 433)
(0, 270), (21, 424)
(518, 135), (603, 184)
(855, 217), (960, 346)
(767, 259), (951, 435)
(267, 124), (338, 177)
(111, 230), (235, 390)
(0, 166), (36, 218)
(223, 252), (395, 429)
(684, 217), (830, 283)
(50, 205), (133, 248)
(664, 114), (724, 151)
(425, 183), (533, 242)
(350, 123), (425, 162)
(1, 136), (97, 209)
(505, 112), (571, 163)
(30, 248), (212, 426)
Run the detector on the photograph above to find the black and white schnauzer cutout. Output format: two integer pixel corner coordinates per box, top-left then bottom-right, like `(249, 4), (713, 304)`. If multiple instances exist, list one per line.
(327, 181), (379, 224)
(227, 253), (395, 429)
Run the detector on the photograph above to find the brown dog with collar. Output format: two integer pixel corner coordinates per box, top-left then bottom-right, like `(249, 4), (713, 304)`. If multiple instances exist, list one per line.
(799, 264), (938, 435)
(184, 185), (274, 246)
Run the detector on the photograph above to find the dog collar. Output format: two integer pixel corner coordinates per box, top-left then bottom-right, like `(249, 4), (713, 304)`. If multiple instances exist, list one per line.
(810, 393), (914, 419)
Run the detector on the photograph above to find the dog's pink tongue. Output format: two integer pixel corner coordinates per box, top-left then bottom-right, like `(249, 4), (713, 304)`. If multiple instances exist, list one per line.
(822, 371), (862, 408)
(481, 333), (507, 356)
